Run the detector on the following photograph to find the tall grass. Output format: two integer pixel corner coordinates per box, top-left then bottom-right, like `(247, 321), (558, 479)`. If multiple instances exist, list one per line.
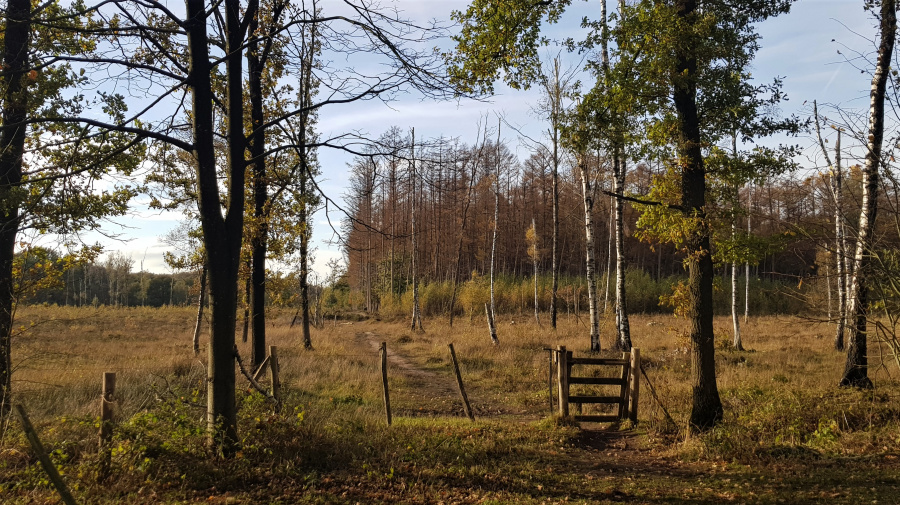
(2, 306), (900, 503)
(333, 269), (813, 320)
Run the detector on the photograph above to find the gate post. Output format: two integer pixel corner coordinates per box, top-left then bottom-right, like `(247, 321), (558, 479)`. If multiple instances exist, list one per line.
(629, 348), (640, 423)
(556, 346), (569, 417)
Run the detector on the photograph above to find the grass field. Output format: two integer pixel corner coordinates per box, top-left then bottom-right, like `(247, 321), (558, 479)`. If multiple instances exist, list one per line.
(1, 305), (899, 504)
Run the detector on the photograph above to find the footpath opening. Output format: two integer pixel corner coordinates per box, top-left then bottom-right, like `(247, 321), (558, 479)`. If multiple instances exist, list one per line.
(551, 346), (640, 423)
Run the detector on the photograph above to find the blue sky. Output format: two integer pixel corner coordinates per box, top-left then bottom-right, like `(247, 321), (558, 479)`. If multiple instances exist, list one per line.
(70, 0), (874, 279)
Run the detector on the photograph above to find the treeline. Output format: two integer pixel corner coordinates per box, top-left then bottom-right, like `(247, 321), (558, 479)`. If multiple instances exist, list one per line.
(341, 130), (859, 316)
(324, 270), (813, 318)
(16, 249), (317, 310)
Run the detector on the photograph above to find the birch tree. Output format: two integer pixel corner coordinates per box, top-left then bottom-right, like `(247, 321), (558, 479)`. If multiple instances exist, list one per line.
(815, 100), (848, 351)
(840, 0), (895, 389)
(487, 121), (500, 345)
(578, 153), (602, 351)
(537, 57), (577, 330)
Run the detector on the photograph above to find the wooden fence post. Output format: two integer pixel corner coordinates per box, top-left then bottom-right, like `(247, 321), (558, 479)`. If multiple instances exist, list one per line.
(99, 372), (116, 479)
(556, 346), (569, 417)
(14, 405), (78, 505)
(629, 348), (640, 424)
(547, 348), (554, 414)
(380, 342), (392, 426)
(268, 346), (281, 411)
(448, 343), (475, 421)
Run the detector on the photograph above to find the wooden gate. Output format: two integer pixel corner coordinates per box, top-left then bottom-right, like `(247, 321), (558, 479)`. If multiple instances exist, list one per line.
(554, 346), (640, 423)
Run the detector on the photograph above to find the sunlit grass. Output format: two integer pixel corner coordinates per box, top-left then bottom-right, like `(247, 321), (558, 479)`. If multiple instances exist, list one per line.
(2, 306), (899, 503)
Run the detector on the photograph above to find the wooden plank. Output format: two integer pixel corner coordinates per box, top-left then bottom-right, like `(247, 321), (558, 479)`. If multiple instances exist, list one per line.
(569, 357), (628, 366)
(15, 405), (78, 505)
(251, 355), (270, 383)
(630, 348), (641, 424)
(449, 343), (475, 421)
(568, 395), (622, 404)
(380, 342), (392, 426)
(569, 377), (625, 385)
(574, 414), (620, 423)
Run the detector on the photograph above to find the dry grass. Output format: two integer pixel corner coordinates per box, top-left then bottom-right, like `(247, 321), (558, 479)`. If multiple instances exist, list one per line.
(2, 306), (900, 503)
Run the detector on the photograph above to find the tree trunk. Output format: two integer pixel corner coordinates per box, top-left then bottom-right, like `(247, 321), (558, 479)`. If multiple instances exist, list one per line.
(488, 131), (500, 345)
(744, 185), (751, 324)
(193, 264), (208, 356)
(613, 149), (632, 351)
(410, 128), (423, 332)
(732, 260), (742, 350)
(731, 139), (743, 351)
(601, 0), (631, 352)
(242, 273), (250, 344)
(531, 218), (541, 326)
(674, 0), (722, 431)
(841, 0), (895, 388)
(298, 15), (315, 350)
(248, 20), (268, 368)
(186, 0), (250, 452)
(550, 108), (560, 330)
(579, 160), (601, 352)
(448, 145), (478, 327)
(299, 198), (312, 349)
(834, 130), (846, 351)
(815, 100), (847, 351)
(0, 0), (30, 418)
(605, 197), (613, 313)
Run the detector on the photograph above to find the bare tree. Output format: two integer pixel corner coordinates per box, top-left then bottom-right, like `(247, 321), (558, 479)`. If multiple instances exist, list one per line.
(487, 120), (500, 345)
(410, 128), (424, 332)
(815, 100), (848, 351)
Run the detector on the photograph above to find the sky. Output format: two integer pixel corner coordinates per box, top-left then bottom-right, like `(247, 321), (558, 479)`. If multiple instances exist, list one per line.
(61, 0), (876, 279)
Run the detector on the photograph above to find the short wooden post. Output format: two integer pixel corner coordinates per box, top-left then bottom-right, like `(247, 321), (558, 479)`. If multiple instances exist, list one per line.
(380, 342), (392, 426)
(556, 346), (569, 417)
(99, 372), (116, 479)
(14, 405), (78, 505)
(268, 346), (281, 410)
(448, 343), (475, 421)
(629, 348), (640, 424)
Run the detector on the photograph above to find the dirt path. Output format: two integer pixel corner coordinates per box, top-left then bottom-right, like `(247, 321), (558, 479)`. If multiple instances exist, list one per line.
(355, 331), (462, 417)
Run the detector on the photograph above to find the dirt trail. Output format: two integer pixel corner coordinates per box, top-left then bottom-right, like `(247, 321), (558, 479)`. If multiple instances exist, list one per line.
(355, 331), (461, 416)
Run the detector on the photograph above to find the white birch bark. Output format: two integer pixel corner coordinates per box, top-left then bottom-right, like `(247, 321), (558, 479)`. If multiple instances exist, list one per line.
(488, 122), (500, 345)
(605, 196), (613, 313)
(834, 131), (847, 351)
(580, 159), (601, 352)
(841, 0), (894, 387)
(745, 185), (751, 323)
(815, 100), (847, 350)
(613, 152), (632, 351)
(731, 137), (742, 350)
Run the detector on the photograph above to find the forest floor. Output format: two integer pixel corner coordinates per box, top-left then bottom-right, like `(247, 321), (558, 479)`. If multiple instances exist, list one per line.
(2, 305), (900, 503)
